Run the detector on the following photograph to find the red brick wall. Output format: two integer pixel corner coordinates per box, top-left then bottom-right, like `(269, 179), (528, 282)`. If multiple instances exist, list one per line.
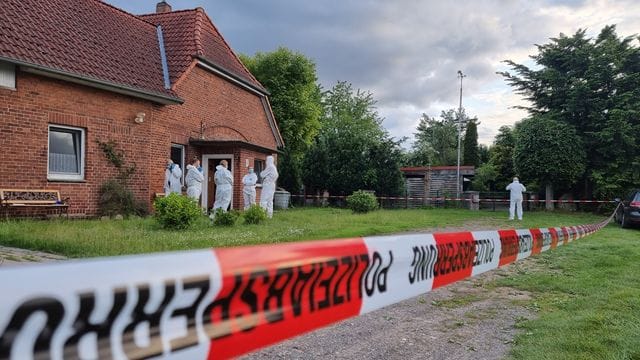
(0, 70), (155, 216)
(0, 65), (280, 216)
(151, 65), (279, 210)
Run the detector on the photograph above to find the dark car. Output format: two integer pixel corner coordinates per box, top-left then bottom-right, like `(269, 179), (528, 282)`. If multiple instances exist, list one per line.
(615, 189), (640, 228)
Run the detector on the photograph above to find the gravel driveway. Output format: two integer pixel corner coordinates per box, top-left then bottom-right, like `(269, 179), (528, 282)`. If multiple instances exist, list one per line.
(244, 261), (536, 360)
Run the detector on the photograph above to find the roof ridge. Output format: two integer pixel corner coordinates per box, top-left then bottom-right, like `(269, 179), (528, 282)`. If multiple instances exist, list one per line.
(195, 8), (264, 87)
(139, 8), (199, 17)
(89, 0), (158, 29)
(194, 8), (205, 56)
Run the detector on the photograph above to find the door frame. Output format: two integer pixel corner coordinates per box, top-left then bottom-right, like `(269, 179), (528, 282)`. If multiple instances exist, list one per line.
(202, 154), (234, 210)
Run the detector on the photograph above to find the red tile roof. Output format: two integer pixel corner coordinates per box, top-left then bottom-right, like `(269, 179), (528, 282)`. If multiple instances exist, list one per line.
(0, 0), (179, 102)
(141, 8), (266, 93)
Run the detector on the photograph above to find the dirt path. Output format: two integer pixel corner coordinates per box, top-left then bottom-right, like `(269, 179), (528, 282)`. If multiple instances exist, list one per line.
(0, 245), (67, 266)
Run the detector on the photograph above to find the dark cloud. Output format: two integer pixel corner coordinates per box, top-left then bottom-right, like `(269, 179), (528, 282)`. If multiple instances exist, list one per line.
(107, 0), (639, 145)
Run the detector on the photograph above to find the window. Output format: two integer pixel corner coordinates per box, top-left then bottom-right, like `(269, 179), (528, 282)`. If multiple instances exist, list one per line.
(0, 61), (16, 89)
(171, 144), (185, 182)
(254, 159), (265, 184)
(48, 125), (85, 181)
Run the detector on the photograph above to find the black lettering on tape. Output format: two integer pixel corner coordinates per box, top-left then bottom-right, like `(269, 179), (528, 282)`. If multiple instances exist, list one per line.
(0, 297), (65, 360)
(63, 287), (127, 359)
(356, 254), (370, 299)
(332, 256), (351, 305)
(168, 276), (210, 352)
(518, 234), (533, 254)
(435, 241), (476, 276)
(500, 235), (518, 259)
(473, 239), (495, 266)
(317, 259), (338, 310)
(122, 281), (176, 359)
(235, 269), (265, 332)
(308, 262), (324, 313)
(203, 273), (244, 340)
(290, 264), (316, 317)
(263, 267), (293, 323)
(409, 245), (437, 284)
(363, 251), (393, 297)
(542, 233), (552, 247)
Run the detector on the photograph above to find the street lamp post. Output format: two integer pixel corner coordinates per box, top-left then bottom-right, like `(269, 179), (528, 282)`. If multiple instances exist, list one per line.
(456, 70), (466, 201)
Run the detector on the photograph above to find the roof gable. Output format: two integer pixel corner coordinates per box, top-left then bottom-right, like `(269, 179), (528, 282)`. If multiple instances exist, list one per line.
(141, 8), (266, 93)
(0, 0), (179, 102)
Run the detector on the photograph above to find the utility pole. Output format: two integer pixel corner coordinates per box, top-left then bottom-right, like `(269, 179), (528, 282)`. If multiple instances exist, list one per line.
(456, 70), (466, 201)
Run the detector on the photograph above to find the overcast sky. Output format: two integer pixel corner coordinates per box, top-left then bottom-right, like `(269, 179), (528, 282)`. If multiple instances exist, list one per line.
(107, 0), (640, 146)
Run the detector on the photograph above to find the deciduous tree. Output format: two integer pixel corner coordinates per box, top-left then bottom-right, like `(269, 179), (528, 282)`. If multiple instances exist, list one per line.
(241, 48), (322, 193)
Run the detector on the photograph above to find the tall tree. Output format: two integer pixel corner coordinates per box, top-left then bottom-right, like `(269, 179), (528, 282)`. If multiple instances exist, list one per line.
(499, 25), (640, 198)
(488, 125), (516, 190)
(462, 119), (479, 167)
(303, 82), (405, 196)
(477, 144), (490, 165)
(471, 163), (498, 191)
(240, 47), (322, 193)
(409, 109), (472, 166)
(513, 115), (586, 209)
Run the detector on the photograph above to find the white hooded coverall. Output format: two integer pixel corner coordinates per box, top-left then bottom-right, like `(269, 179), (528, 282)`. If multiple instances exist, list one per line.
(260, 156), (279, 218)
(242, 170), (258, 210)
(164, 164), (183, 195)
(185, 164), (204, 201)
(213, 165), (233, 212)
(506, 179), (526, 220)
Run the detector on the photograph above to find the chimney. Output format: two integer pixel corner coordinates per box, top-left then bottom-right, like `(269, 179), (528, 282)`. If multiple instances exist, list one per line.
(156, 1), (172, 13)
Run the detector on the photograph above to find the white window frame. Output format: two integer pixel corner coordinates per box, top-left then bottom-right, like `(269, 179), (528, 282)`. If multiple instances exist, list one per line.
(47, 125), (86, 181)
(0, 61), (16, 90)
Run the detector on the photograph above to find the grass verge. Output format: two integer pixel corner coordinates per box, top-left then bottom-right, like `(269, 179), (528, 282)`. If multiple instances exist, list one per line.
(0, 208), (601, 258)
(498, 224), (640, 359)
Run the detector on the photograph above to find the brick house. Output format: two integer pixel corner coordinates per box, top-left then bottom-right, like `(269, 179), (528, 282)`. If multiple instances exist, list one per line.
(0, 0), (283, 216)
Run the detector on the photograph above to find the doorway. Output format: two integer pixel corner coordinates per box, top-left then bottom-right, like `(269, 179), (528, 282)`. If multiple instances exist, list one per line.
(202, 154), (233, 210)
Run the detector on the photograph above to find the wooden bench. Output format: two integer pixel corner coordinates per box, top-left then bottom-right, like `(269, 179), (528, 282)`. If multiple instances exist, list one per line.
(0, 189), (69, 219)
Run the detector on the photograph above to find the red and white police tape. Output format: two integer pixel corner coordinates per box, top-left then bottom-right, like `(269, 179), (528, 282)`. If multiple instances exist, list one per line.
(0, 213), (615, 359)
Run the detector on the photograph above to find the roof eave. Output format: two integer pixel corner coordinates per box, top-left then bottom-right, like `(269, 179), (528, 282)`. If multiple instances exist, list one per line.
(1, 56), (183, 105)
(189, 139), (281, 154)
(195, 56), (269, 96)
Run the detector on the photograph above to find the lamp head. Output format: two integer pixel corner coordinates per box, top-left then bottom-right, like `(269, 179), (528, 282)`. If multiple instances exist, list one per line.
(134, 112), (146, 124)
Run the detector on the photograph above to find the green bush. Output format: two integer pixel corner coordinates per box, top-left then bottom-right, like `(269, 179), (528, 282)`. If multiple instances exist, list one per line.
(243, 204), (268, 224)
(154, 193), (202, 229)
(98, 179), (147, 217)
(346, 190), (378, 213)
(212, 208), (240, 226)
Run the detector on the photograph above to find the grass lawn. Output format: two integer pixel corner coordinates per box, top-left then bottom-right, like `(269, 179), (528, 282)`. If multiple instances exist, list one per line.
(500, 224), (640, 359)
(0, 207), (602, 258)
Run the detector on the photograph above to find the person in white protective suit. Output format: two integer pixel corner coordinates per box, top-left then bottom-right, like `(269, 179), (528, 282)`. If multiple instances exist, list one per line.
(506, 177), (526, 220)
(164, 159), (183, 195)
(260, 156), (279, 218)
(185, 157), (204, 201)
(212, 159), (233, 213)
(242, 167), (258, 210)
